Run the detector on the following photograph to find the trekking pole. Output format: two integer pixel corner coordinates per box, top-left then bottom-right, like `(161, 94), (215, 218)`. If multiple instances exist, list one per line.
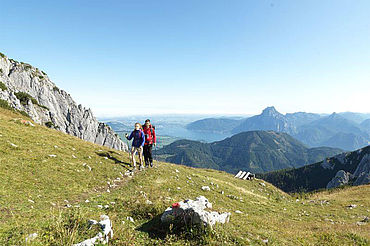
(125, 134), (132, 168)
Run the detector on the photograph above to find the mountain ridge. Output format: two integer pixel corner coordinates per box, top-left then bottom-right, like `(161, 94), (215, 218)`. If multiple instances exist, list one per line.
(157, 130), (343, 174)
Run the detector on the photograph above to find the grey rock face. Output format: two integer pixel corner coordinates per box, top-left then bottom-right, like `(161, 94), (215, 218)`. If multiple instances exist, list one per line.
(353, 154), (370, 186)
(326, 170), (350, 189)
(161, 196), (230, 227)
(0, 54), (127, 151)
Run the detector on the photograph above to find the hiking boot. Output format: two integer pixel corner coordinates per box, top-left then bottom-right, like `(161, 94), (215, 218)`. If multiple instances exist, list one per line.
(150, 162), (153, 168)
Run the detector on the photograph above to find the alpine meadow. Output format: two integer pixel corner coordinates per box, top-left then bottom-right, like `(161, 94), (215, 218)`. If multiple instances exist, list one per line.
(1, 1), (370, 246)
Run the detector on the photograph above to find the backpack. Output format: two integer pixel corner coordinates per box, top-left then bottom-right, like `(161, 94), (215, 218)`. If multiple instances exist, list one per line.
(144, 124), (155, 136)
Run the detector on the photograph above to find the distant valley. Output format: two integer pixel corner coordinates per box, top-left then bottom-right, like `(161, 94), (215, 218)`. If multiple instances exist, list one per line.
(156, 130), (343, 174)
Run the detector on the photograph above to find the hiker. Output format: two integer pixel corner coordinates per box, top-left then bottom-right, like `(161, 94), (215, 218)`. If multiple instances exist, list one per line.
(142, 119), (156, 167)
(125, 123), (145, 171)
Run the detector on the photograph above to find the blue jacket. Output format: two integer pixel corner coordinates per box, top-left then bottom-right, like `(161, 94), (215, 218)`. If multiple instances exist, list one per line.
(127, 129), (145, 147)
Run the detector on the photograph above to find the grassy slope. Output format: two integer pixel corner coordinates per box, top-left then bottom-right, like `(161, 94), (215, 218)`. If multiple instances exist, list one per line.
(0, 108), (369, 245)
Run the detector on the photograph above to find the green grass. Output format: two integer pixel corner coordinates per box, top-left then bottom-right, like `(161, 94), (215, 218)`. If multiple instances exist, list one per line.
(0, 108), (368, 245)
(14, 91), (49, 110)
(0, 81), (7, 91)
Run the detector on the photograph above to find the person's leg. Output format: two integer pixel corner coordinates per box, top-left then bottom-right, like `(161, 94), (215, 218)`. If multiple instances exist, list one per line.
(143, 145), (149, 167)
(131, 147), (137, 169)
(138, 146), (144, 169)
(148, 144), (153, 167)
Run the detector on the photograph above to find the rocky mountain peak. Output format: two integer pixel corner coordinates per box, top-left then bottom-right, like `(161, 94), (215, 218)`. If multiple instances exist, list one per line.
(261, 106), (280, 117)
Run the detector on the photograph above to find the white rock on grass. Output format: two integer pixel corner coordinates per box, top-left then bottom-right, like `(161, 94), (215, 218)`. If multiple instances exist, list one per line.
(126, 216), (134, 223)
(25, 233), (38, 243)
(49, 154), (57, 158)
(73, 215), (113, 246)
(201, 186), (211, 191)
(161, 196), (230, 227)
(10, 142), (18, 148)
(235, 210), (243, 214)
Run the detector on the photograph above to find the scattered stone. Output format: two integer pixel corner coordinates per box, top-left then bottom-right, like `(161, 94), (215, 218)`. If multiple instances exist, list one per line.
(73, 215), (113, 246)
(25, 233), (38, 243)
(104, 205), (109, 209)
(177, 187), (181, 190)
(161, 196), (230, 227)
(347, 204), (357, 209)
(146, 200), (153, 205)
(175, 169), (179, 173)
(66, 204), (72, 208)
(235, 210), (243, 214)
(262, 239), (269, 244)
(259, 182), (266, 187)
(28, 199), (35, 203)
(72, 154), (77, 158)
(49, 154), (57, 158)
(97, 205), (103, 209)
(9, 142), (17, 148)
(201, 186), (211, 191)
(54, 145), (58, 148)
(104, 157), (108, 160)
(127, 216), (134, 223)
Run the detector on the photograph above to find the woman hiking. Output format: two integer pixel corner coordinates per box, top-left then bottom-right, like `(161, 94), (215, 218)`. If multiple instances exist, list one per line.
(142, 119), (156, 167)
(125, 123), (145, 171)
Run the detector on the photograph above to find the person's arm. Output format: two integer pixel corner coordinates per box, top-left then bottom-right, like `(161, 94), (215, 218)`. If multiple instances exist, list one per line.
(141, 130), (145, 146)
(153, 127), (156, 145)
(127, 131), (133, 140)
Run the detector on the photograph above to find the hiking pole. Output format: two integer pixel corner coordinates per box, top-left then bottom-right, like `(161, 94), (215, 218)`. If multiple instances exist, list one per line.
(125, 133), (132, 168)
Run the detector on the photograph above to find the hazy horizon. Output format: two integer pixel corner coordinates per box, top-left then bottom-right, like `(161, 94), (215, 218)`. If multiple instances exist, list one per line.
(1, 1), (370, 116)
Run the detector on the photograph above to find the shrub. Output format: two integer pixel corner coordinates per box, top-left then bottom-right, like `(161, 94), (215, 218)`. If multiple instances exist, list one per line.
(0, 52), (5, 58)
(0, 68), (3, 74)
(0, 81), (7, 91)
(53, 86), (60, 92)
(38, 75), (44, 80)
(14, 92), (36, 106)
(45, 121), (54, 128)
(0, 99), (13, 110)
(0, 99), (30, 117)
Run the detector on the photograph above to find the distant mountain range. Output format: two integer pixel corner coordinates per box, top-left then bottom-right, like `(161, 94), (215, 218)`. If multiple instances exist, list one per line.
(258, 145), (370, 192)
(187, 106), (370, 150)
(157, 131), (343, 174)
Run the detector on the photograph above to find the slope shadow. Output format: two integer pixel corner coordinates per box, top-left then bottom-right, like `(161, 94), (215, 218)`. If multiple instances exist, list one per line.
(96, 151), (132, 169)
(136, 214), (169, 239)
(137, 215), (206, 241)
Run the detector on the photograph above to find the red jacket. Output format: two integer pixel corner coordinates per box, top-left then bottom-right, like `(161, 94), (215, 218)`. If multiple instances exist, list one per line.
(142, 125), (156, 145)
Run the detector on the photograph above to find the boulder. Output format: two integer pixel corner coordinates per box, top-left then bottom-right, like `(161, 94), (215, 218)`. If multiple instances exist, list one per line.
(326, 170), (350, 189)
(161, 196), (230, 227)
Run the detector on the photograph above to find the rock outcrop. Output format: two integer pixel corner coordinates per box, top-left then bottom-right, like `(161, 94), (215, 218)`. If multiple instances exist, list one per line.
(0, 53), (127, 151)
(161, 196), (231, 227)
(326, 170), (350, 189)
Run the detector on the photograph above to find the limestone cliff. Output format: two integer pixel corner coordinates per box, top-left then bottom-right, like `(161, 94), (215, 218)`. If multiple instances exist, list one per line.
(0, 52), (127, 151)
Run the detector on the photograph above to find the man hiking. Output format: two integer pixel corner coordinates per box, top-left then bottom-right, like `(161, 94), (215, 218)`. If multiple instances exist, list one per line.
(142, 119), (156, 167)
(125, 123), (145, 171)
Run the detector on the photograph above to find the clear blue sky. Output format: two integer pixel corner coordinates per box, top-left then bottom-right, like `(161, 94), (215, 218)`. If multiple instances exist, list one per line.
(1, 0), (369, 116)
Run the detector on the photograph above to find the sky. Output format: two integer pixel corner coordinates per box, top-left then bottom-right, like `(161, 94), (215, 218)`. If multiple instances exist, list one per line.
(1, 0), (369, 117)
